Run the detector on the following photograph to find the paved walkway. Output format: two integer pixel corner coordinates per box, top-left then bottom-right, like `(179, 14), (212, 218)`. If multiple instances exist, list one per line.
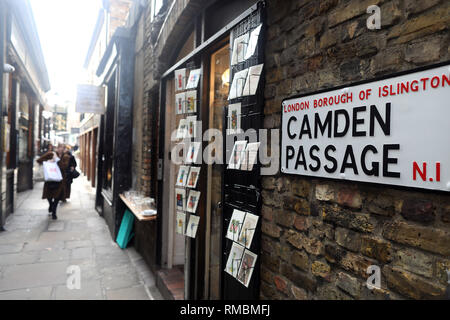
(0, 175), (163, 300)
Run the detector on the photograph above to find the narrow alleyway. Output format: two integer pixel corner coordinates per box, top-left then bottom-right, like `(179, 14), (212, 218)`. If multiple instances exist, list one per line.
(0, 176), (163, 300)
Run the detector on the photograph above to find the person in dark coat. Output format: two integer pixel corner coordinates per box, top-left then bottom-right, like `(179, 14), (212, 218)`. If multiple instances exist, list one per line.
(37, 143), (71, 219)
(64, 145), (77, 200)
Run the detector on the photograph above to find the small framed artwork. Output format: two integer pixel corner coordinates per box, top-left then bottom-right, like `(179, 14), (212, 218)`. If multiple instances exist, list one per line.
(224, 242), (245, 278)
(175, 92), (185, 114)
(240, 142), (260, 171)
(237, 212), (259, 249)
(186, 190), (201, 213)
(176, 211), (186, 235)
(237, 249), (258, 287)
(176, 118), (188, 139)
(242, 64), (264, 97)
(176, 165), (190, 186)
(228, 68), (248, 100)
(175, 188), (186, 211)
(186, 69), (201, 89)
(175, 68), (186, 91)
(185, 142), (201, 164)
(226, 209), (246, 241)
(186, 166), (200, 189)
(228, 140), (247, 169)
(231, 33), (249, 65)
(186, 116), (197, 138)
(185, 214), (200, 238)
(227, 103), (241, 135)
(185, 90), (197, 113)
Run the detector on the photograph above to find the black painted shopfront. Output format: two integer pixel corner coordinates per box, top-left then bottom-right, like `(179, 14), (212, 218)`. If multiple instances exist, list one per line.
(158, 0), (265, 300)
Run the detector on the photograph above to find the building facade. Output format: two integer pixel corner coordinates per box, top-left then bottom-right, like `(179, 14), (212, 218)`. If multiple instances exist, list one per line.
(0, 0), (50, 228)
(86, 0), (450, 300)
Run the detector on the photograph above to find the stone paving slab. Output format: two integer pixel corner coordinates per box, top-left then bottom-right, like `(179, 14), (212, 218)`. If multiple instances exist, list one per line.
(54, 280), (103, 300)
(0, 286), (53, 300)
(47, 221), (65, 232)
(0, 251), (40, 266)
(106, 285), (149, 300)
(65, 239), (93, 249)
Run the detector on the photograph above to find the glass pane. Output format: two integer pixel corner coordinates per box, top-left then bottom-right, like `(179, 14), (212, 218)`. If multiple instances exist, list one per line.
(208, 44), (229, 299)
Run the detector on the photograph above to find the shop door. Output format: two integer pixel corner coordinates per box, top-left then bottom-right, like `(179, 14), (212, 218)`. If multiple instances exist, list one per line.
(205, 44), (229, 299)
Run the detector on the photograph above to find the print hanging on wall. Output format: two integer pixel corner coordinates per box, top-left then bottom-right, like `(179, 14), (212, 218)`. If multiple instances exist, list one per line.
(175, 68), (187, 91)
(175, 188), (186, 211)
(185, 90), (197, 113)
(185, 214), (200, 238)
(236, 249), (258, 287)
(242, 64), (264, 96)
(240, 142), (260, 171)
(186, 190), (201, 213)
(185, 141), (201, 164)
(227, 103), (241, 135)
(186, 69), (201, 89)
(231, 33), (249, 65)
(228, 140), (247, 169)
(237, 212), (259, 249)
(176, 166), (190, 187)
(186, 115), (197, 138)
(226, 209), (247, 241)
(175, 92), (185, 114)
(176, 118), (188, 139)
(176, 211), (186, 235)
(228, 68), (248, 100)
(186, 166), (201, 189)
(225, 242), (245, 278)
(244, 24), (262, 60)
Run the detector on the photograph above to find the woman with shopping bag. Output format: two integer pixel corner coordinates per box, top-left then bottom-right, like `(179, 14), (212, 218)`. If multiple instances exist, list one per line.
(37, 143), (71, 220)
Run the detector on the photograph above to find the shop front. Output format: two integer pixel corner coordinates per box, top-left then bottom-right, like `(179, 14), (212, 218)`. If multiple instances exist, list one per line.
(157, 0), (265, 300)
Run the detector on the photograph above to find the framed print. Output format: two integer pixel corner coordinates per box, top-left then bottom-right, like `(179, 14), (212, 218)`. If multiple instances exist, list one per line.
(226, 209), (247, 241)
(227, 103), (241, 135)
(231, 33), (249, 65)
(185, 141), (201, 164)
(237, 212), (259, 248)
(185, 90), (197, 113)
(185, 214), (200, 238)
(176, 211), (186, 235)
(228, 140), (247, 169)
(224, 242), (245, 278)
(186, 69), (201, 89)
(241, 142), (260, 171)
(175, 188), (186, 211)
(175, 92), (185, 114)
(242, 64), (264, 96)
(186, 166), (201, 189)
(228, 68), (248, 100)
(237, 249), (258, 287)
(176, 165), (190, 186)
(176, 118), (188, 139)
(244, 24), (262, 60)
(186, 190), (201, 213)
(186, 115), (197, 138)
(175, 68), (186, 91)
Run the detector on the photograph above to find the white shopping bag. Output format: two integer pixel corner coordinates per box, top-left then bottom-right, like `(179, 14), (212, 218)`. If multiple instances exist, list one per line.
(43, 160), (63, 182)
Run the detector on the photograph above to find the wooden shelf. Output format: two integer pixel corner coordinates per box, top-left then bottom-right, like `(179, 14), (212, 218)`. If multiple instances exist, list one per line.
(119, 194), (157, 221)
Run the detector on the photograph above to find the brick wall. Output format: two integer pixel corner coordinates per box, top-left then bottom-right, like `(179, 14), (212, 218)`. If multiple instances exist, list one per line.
(261, 0), (450, 299)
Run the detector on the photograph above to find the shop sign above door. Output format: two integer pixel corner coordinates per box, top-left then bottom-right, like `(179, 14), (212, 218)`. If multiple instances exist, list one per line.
(281, 64), (450, 192)
(75, 84), (106, 114)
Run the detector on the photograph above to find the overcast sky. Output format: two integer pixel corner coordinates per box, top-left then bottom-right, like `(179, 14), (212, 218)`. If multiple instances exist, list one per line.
(30, 0), (102, 103)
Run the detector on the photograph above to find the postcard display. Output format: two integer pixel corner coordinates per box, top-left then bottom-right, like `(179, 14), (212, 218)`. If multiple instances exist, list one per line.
(174, 67), (202, 239)
(222, 6), (265, 299)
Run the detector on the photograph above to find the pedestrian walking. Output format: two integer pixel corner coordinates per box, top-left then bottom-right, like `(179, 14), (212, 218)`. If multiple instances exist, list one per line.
(64, 145), (78, 200)
(36, 143), (71, 219)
